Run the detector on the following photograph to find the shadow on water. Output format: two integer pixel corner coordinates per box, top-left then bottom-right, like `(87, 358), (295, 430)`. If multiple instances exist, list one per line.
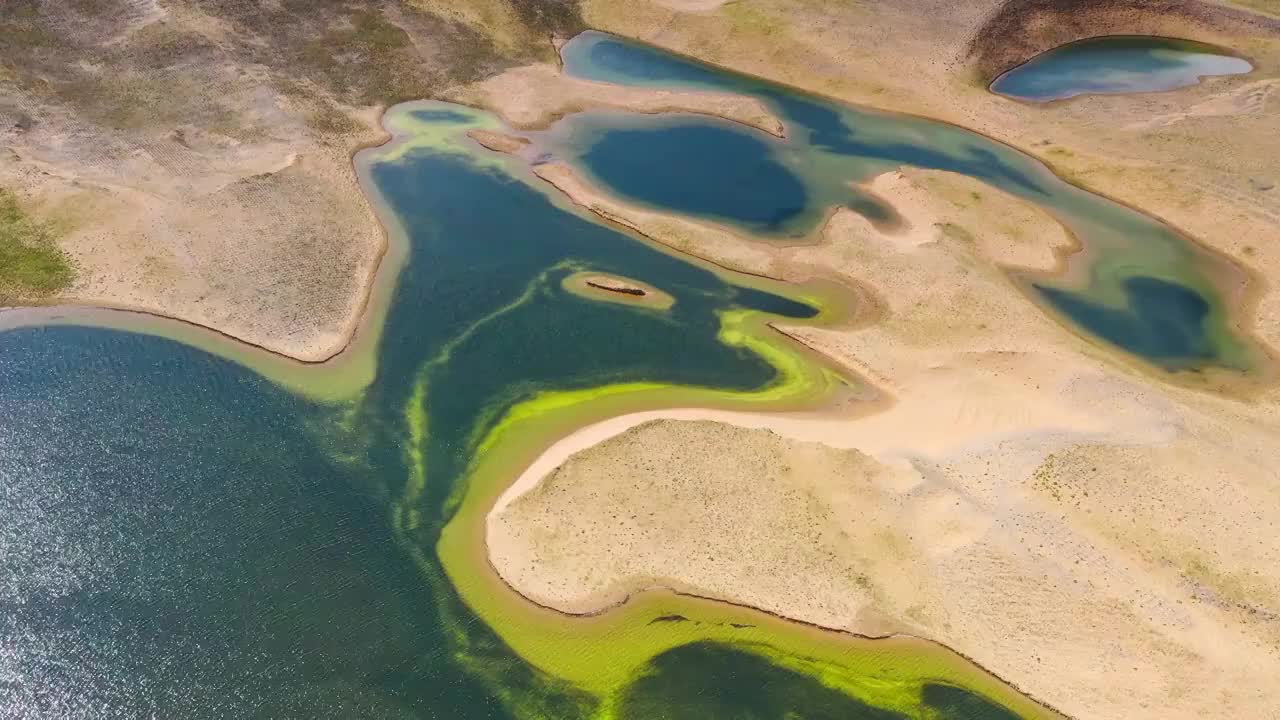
(922, 683), (1022, 720)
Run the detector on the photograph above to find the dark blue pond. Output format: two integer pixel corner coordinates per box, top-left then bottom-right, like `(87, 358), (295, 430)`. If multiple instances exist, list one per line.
(580, 122), (808, 233)
(1033, 276), (1218, 369)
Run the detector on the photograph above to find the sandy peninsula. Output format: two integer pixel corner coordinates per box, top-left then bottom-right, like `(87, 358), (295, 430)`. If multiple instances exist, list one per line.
(447, 63), (785, 137)
(463, 6), (1280, 718)
(462, 7), (1280, 709)
(0, 0), (799, 362)
(7, 0), (1280, 714)
(490, 164), (1280, 719)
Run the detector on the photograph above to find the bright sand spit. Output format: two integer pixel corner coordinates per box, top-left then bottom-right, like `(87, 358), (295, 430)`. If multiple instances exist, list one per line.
(489, 165), (1280, 720)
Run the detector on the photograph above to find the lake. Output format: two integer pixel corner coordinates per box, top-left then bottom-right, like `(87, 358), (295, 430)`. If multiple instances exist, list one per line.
(990, 35), (1252, 102)
(3, 29), (1261, 720)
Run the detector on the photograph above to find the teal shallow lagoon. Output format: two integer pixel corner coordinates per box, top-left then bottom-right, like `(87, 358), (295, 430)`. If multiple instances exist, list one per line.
(0, 28), (1267, 720)
(0, 99), (1041, 717)
(552, 31), (1263, 374)
(990, 36), (1253, 102)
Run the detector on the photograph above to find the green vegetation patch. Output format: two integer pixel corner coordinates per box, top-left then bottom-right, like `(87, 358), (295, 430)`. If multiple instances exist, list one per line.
(0, 189), (74, 302)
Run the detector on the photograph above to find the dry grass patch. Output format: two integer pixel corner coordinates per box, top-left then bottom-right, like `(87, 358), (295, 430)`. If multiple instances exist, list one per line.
(0, 189), (74, 302)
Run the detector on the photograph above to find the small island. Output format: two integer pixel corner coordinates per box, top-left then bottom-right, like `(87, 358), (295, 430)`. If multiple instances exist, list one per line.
(561, 271), (675, 310)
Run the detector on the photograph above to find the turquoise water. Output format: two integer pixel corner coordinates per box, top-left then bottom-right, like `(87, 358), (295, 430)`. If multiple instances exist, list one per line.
(2, 28), (1260, 720)
(617, 643), (1020, 720)
(0, 102), (1025, 717)
(990, 36), (1252, 102)
(553, 31), (1259, 373)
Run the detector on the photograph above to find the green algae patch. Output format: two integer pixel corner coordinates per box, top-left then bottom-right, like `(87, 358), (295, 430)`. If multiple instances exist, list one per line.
(0, 189), (74, 302)
(554, 31), (1270, 383)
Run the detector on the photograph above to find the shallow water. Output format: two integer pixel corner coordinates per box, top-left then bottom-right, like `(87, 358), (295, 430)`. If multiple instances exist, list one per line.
(0, 101), (1030, 717)
(554, 31), (1259, 373)
(1, 29), (1259, 720)
(989, 36), (1252, 102)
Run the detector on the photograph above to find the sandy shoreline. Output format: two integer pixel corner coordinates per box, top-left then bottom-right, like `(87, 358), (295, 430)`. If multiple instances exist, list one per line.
(486, 153), (1280, 718)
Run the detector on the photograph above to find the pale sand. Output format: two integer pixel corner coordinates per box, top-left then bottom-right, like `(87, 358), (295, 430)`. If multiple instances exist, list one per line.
(654, 0), (731, 11)
(446, 63), (785, 137)
(466, 129), (532, 154)
(581, 0), (1280, 350)
(561, 270), (676, 310)
(489, 165), (1280, 719)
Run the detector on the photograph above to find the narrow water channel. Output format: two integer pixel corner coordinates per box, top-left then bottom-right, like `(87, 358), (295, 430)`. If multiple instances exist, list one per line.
(4, 28), (1258, 720)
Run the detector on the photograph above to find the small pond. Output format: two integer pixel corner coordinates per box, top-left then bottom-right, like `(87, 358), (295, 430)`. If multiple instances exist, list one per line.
(990, 36), (1252, 102)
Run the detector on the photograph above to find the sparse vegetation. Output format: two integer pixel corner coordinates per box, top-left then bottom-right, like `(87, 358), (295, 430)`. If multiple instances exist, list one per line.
(0, 189), (74, 302)
(966, 0), (1280, 82)
(507, 0), (585, 37)
(0, 0), (584, 136)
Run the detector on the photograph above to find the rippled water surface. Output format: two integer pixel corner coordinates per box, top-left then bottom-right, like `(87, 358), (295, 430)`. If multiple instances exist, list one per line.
(2, 28), (1260, 720)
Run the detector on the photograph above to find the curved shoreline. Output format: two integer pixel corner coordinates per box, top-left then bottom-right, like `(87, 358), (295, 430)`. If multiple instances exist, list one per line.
(0, 117), (403, 401)
(535, 153), (1273, 396)
(435, 349), (1065, 719)
(561, 271), (677, 310)
(486, 571), (1071, 720)
(987, 33), (1258, 104)
(0, 62), (793, 397)
(550, 30), (1277, 384)
(3, 29), (1271, 400)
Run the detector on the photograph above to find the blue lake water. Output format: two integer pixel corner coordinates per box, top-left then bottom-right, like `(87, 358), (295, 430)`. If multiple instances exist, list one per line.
(0, 101), (1027, 717)
(990, 36), (1253, 101)
(554, 31), (1259, 373)
(0, 28), (1265, 720)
